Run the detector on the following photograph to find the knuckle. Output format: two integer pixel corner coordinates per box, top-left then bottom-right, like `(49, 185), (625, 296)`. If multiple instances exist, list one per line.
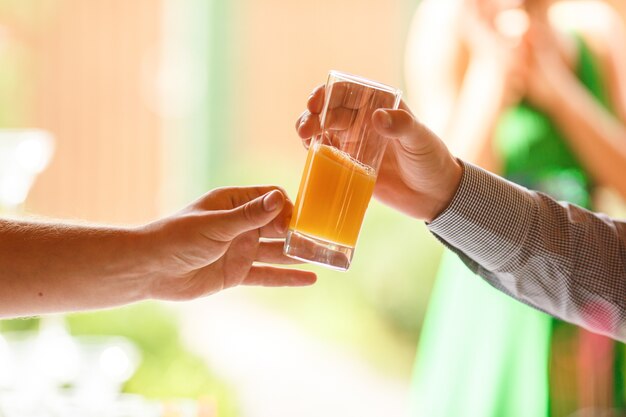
(241, 200), (258, 223)
(206, 186), (228, 202)
(296, 110), (309, 129)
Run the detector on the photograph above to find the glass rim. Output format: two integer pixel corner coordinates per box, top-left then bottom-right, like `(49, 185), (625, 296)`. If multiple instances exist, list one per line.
(328, 70), (402, 97)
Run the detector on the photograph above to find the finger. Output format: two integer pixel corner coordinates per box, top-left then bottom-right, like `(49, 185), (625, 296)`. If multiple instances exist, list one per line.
(325, 107), (359, 131)
(398, 99), (415, 115)
(208, 190), (286, 241)
(295, 109), (308, 130)
(326, 83), (360, 110)
(259, 199), (293, 238)
(330, 84), (396, 111)
(243, 265), (317, 287)
(300, 84), (401, 139)
(198, 185), (287, 211)
(326, 91), (398, 131)
(371, 108), (435, 154)
(307, 85), (325, 114)
(299, 103), (382, 140)
(255, 240), (302, 264)
(296, 110), (321, 140)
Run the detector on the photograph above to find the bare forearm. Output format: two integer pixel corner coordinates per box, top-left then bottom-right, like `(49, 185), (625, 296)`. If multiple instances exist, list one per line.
(547, 78), (626, 199)
(445, 60), (506, 172)
(0, 219), (151, 317)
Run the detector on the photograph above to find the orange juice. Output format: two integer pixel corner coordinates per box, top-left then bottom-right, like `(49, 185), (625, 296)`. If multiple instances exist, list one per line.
(290, 143), (376, 247)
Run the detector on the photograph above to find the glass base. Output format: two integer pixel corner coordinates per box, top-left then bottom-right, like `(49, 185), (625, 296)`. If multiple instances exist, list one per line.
(283, 229), (354, 271)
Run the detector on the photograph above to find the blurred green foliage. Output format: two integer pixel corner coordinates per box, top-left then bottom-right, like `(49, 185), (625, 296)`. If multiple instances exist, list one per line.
(1, 303), (238, 415)
(0, 0), (56, 127)
(68, 303), (236, 408)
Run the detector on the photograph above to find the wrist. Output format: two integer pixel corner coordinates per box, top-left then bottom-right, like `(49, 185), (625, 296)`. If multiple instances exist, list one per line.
(425, 155), (464, 223)
(119, 225), (159, 302)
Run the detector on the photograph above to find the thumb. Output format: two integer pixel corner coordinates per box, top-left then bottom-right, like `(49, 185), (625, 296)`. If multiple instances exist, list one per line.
(212, 190), (285, 240)
(371, 109), (435, 154)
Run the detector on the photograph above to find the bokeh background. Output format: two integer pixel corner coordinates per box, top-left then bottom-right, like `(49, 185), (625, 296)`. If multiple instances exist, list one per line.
(0, 1), (441, 416)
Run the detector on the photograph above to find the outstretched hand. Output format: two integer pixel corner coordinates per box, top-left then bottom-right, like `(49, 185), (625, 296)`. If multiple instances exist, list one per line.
(144, 186), (317, 301)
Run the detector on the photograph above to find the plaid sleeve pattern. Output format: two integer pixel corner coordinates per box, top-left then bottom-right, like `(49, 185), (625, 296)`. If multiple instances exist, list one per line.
(428, 161), (626, 341)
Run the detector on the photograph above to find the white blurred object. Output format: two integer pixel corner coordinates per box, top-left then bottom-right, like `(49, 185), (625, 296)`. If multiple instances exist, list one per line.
(0, 334), (15, 388)
(29, 316), (82, 389)
(100, 345), (135, 382)
(495, 8), (530, 40)
(75, 335), (140, 405)
(0, 129), (54, 211)
(0, 329), (143, 417)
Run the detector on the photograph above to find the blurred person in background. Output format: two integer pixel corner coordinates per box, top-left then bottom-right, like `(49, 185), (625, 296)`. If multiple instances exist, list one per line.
(0, 187), (316, 318)
(605, 0), (626, 24)
(403, 0), (626, 415)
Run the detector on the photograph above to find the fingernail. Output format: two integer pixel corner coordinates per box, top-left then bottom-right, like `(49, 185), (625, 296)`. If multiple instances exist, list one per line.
(379, 110), (392, 129)
(263, 190), (282, 212)
(299, 113), (309, 128)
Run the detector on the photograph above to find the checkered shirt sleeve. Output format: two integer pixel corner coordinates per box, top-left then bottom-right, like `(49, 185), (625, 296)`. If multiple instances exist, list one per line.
(428, 161), (626, 341)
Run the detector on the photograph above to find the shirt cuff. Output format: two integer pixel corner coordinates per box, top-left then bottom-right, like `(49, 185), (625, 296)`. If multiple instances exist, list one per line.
(427, 161), (538, 271)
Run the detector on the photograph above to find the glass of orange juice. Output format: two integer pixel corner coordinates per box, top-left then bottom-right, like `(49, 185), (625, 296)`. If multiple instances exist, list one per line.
(284, 71), (402, 271)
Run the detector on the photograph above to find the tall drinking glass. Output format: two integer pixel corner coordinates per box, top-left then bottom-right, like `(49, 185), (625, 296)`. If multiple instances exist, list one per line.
(284, 71), (402, 271)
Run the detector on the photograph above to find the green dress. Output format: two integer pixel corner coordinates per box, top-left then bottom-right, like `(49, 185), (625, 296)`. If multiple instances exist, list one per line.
(410, 36), (622, 417)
